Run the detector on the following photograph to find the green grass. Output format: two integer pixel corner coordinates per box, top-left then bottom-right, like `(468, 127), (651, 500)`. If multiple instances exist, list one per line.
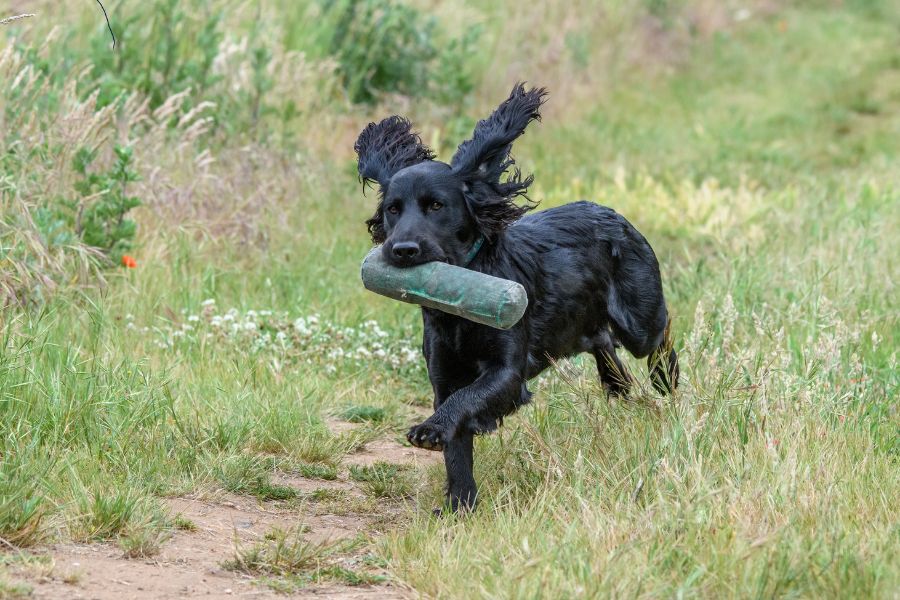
(338, 405), (388, 424)
(172, 514), (198, 531)
(0, 575), (31, 600)
(1, 0), (898, 597)
(349, 462), (415, 498)
(223, 526), (378, 590)
(296, 463), (339, 481)
(215, 454), (298, 501)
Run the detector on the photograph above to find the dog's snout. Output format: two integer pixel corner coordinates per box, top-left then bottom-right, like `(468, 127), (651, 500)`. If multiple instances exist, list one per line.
(391, 241), (420, 260)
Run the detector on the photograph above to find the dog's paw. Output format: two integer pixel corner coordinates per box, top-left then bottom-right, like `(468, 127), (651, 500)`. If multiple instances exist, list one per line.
(602, 380), (630, 398)
(406, 420), (448, 451)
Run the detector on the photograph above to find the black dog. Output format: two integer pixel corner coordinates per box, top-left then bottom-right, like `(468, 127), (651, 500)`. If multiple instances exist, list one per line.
(354, 84), (678, 512)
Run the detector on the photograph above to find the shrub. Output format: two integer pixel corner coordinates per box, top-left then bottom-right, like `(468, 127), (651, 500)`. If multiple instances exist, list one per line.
(72, 146), (142, 264)
(34, 145), (141, 267)
(87, 0), (224, 111)
(322, 0), (481, 104)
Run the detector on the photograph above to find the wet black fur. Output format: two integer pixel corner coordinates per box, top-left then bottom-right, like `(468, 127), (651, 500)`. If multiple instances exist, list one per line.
(354, 84), (679, 512)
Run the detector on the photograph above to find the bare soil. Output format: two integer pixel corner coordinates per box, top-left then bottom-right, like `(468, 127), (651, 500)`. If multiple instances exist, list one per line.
(10, 421), (441, 599)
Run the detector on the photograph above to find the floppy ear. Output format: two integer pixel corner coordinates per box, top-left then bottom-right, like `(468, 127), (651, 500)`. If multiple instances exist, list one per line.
(354, 116), (434, 243)
(355, 116), (435, 190)
(451, 83), (547, 237)
(451, 83), (546, 193)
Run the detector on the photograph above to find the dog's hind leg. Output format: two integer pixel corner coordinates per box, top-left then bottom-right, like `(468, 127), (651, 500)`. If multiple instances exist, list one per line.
(648, 320), (679, 395)
(592, 330), (633, 396)
(442, 433), (477, 513)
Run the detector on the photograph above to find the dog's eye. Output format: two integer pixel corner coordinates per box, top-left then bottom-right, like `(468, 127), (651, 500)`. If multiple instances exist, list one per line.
(429, 201), (443, 212)
(386, 205), (400, 215)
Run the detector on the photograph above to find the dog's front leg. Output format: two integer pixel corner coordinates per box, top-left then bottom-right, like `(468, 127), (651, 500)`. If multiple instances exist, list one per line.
(442, 433), (476, 512)
(422, 339), (479, 511)
(407, 365), (524, 451)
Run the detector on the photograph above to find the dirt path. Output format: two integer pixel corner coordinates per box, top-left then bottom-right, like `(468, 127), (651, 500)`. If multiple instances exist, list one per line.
(11, 421), (441, 599)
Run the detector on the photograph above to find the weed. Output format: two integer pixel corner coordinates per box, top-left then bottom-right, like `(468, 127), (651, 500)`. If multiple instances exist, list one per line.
(322, 0), (480, 104)
(307, 488), (347, 502)
(73, 492), (140, 542)
(68, 146), (142, 265)
(349, 462), (413, 498)
(215, 454), (297, 501)
(224, 526), (336, 575)
(0, 1), (897, 597)
(120, 525), (170, 559)
(0, 452), (46, 548)
(172, 514), (198, 532)
(225, 526), (375, 592)
(0, 574), (31, 599)
(338, 405), (386, 423)
(297, 464), (338, 481)
(311, 564), (385, 585)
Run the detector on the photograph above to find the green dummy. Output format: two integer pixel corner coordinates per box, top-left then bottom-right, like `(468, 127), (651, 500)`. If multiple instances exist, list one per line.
(360, 246), (528, 330)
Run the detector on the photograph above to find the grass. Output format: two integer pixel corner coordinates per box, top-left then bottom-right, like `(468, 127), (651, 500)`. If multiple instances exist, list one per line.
(0, 575), (31, 599)
(119, 525), (171, 559)
(172, 514), (198, 532)
(224, 526), (329, 576)
(1, 0), (898, 597)
(338, 405), (388, 424)
(296, 463), (339, 481)
(223, 526), (379, 590)
(215, 454), (298, 501)
(349, 463), (414, 499)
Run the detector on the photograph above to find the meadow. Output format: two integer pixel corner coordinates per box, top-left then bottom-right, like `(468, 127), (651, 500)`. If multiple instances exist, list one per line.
(0, 0), (897, 597)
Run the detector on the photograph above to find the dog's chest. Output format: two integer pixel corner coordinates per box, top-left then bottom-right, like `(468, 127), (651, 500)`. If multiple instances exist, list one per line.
(424, 310), (496, 362)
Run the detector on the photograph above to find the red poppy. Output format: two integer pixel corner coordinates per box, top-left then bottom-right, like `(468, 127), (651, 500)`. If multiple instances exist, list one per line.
(122, 255), (137, 268)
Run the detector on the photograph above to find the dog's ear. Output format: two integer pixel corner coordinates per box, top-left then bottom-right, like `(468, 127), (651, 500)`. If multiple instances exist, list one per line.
(354, 116), (435, 191)
(355, 116), (434, 244)
(450, 83), (546, 196)
(450, 83), (547, 238)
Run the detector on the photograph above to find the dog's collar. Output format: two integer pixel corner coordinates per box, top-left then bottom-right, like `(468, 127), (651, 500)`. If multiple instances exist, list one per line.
(462, 236), (485, 267)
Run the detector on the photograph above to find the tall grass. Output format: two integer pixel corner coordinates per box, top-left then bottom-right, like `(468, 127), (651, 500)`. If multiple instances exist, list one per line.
(1, 0), (897, 596)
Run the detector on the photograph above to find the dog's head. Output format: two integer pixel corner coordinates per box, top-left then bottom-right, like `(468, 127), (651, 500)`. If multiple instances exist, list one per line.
(355, 84), (547, 267)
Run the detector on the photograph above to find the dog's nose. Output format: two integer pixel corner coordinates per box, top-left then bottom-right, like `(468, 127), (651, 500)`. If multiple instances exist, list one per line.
(391, 242), (420, 260)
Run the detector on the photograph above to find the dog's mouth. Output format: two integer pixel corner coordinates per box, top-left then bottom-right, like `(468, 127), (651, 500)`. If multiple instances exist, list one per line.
(389, 255), (448, 268)
(381, 243), (447, 268)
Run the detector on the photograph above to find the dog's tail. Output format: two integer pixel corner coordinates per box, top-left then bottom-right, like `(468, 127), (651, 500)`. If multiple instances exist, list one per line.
(605, 225), (669, 359)
(603, 218), (679, 394)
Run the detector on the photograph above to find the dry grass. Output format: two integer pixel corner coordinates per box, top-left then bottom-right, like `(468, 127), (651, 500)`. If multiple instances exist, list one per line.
(0, 1), (897, 597)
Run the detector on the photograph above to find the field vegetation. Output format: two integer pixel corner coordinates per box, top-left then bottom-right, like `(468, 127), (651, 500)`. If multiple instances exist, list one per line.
(1, 0), (897, 597)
